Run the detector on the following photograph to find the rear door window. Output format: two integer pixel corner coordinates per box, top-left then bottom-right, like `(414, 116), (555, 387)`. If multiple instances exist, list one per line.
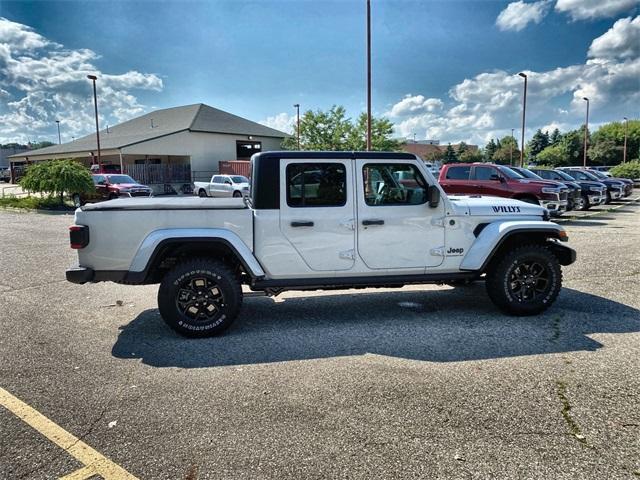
(445, 166), (471, 180)
(286, 163), (347, 207)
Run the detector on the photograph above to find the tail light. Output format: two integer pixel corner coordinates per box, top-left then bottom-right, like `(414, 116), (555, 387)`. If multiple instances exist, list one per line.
(69, 225), (89, 249)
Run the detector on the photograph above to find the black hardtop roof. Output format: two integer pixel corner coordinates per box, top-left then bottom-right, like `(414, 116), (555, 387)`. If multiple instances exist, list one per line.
(253, 151), (418, 161)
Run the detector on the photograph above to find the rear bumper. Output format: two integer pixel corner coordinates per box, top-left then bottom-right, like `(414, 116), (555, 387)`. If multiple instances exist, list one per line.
(66, 266), (94, 284)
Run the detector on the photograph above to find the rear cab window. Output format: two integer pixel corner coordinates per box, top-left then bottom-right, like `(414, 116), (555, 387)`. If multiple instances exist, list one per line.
(445, 166), (471, 180)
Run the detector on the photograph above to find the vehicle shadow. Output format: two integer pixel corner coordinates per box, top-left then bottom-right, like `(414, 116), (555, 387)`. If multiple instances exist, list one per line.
(111, 286), (640, 368)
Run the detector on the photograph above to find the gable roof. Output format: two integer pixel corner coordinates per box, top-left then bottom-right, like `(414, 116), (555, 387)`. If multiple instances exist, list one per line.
(10, 103), (288, 158)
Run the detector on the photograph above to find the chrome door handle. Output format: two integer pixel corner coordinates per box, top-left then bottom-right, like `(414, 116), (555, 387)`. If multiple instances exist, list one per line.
(362, 219), (384, 226)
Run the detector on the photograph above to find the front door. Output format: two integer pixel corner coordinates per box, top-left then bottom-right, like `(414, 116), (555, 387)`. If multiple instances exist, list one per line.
(473, 165), (508, 197)
(279, 160), (356, 271)
(356, 160), (445, 269)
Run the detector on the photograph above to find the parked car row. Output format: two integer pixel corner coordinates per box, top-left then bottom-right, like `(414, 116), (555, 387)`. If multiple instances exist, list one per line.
(437, 163), (633, 216)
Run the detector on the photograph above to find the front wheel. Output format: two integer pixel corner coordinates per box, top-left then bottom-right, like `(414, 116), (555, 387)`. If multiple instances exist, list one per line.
(485, 244), (562, 316)
(233, 190), (243, 198)
(605, 191), (612, 204)
(579, 195), (590, 211)
(198, 189), (207, 198)
(158, 258), (242, 337)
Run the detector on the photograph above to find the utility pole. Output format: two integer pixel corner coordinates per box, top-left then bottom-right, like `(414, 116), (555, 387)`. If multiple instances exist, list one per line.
(55, 120), (61, 144)
(366, 0), (372, 151)
(582, 97), (589, 167)
(87, 75), (102, 170)
(623, 117), (628, 163)
(293, 104), (301, 150)
(518, 72), (527, 167)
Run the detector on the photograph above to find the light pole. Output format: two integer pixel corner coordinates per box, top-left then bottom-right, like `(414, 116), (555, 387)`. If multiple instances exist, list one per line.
(582, 97), (589, 167)
(293, 104), (300, 150)
(87, 74), (101, 170)
(623, 116), (628, 163)
(509, 128), (514, 165)
(366, 0), (372, 151)
(55, 120), (61, 144)
(518, 72), (527, 167)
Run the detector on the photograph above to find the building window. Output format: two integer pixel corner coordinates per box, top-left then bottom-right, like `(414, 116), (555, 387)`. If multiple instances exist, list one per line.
(236, 141), (262, 160)
(286, 163), (347, 207)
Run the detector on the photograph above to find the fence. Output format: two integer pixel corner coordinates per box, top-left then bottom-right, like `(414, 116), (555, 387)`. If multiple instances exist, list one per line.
(123, 164), (191, 185)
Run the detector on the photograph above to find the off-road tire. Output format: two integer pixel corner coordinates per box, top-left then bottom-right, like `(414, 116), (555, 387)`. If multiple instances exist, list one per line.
(158, 258), (243, 337)
(233, 191), (243, 198)
(485, 244), (562, 316)
(605, 191), (612, 204)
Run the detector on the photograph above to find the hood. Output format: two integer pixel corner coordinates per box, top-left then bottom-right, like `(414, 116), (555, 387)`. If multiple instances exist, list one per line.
(112, 183), (150, 189)
(448, 195), (546, 217)
(512, 178), (563, 188)
(574, 180), (606, 188)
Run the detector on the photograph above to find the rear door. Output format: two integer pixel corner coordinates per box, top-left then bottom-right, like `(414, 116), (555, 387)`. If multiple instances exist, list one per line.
(356, 159), (445, 269)
(279, 160), (356, 271)
(440, 165), (472, 194)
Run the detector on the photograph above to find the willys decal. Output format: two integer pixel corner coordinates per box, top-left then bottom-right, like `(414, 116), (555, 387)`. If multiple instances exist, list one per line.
(492, 205), (521, 213)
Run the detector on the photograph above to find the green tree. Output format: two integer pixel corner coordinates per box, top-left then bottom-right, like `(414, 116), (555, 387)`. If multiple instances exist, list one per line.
(20, 159), (94, 204)
(493, 136), (520, 165)
(549, 128), (562, 146)
(536, 144), (570, 167)
(609, 160), (640, 180)
(559, 128), (585, 165)
(459, 149), (483, 163)
(484, 139), (498, 161)
(282, 105), (400, 151)
(527, 129), (550, 160)
(457, 141), (468, 157)
(442, 143), (458, 164)
(588, 140), (618, 166)
(592, 120), (640, 165)
(347, 113), (401, 151)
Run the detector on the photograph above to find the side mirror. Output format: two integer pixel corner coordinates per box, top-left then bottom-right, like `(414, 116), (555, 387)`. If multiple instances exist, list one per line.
(428, 184), (440, 208)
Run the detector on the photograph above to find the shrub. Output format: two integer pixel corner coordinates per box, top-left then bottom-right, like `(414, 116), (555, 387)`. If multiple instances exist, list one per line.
(609, 160), (640, 180)
(20, 159), (94, 204)
(0, 195), (67, 210)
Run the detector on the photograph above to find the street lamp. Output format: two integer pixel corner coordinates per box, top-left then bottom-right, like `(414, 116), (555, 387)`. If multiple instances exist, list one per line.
(623, 117), (628, 163)
(55, 120), (61, 144)
(518, 72), (527, 167)
(366, 0), (372, 151)
(510, 128), (514, 165)
(582, 97), (589, 167)
(87, 74), (101, 170)
(293, 104), (300, 150)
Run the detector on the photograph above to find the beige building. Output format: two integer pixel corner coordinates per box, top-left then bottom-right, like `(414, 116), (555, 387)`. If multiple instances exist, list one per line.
(9, 104), (287, 192)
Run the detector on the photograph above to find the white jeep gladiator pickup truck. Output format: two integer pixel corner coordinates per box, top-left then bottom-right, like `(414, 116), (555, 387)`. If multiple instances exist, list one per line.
(66, 151), (576, 337)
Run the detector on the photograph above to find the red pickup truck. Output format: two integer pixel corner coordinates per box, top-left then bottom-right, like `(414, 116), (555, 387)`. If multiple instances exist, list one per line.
(438, 163), (569, 216)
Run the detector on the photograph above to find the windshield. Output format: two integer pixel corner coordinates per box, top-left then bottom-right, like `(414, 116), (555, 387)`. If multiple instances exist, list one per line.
(497, 166), (524, 179)
(589, 170), (607, 179)
(231, 176), (249, 183)
(577, 170), (600, 181)
(106, 175), (136, 184)
(515, 168), (543, 180)
(552, 169), (575, 181)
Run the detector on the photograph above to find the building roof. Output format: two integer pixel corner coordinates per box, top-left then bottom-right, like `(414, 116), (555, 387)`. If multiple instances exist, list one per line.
(10, 103), (288, 159)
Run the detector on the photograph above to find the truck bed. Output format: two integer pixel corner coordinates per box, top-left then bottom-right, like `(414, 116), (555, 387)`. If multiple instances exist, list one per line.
(82, 197), (247, 211)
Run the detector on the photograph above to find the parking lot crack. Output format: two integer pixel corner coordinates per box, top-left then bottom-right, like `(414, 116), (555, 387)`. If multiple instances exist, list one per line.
(555, 380), (590, 447)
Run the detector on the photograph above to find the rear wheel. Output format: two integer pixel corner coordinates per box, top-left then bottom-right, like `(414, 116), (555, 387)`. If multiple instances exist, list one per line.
(158, 258), (242, 337)
(485, 244), (562, 316)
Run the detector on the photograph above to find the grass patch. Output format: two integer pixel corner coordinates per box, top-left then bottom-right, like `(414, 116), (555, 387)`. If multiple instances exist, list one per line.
(556, 380), (588, 445)
(0, 195), (74, 211)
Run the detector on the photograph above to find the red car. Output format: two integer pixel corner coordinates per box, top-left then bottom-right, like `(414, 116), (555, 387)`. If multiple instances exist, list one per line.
(438, 163), (569, 216)
(72, 174), (153, 207)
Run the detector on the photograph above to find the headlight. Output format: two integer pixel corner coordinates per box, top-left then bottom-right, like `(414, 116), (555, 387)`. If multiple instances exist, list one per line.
(541, 187), (560, 194)
(589, 186), (601, 192)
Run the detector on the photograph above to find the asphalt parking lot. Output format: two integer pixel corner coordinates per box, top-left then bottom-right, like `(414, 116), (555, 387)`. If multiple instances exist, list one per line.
(1, 198), (639, 479)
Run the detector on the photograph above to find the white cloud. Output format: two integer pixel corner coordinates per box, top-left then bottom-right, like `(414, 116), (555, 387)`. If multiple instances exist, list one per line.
(259, 112), (294, 133)
(555, 0), (639, 20)
(496, 0), (552, 31)
(588, 16), (640, 59)
(385, 95), (443, 117)
(0, 17), (163, 144)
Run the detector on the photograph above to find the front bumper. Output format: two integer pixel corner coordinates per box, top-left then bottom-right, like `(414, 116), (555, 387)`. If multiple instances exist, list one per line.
(610, 189), (623, 200)
(541, 199), (568, 215)
(588, 193), (606, 205)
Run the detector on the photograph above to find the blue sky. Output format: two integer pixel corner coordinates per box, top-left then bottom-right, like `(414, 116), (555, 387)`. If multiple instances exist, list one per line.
(1, 0), (638, 146)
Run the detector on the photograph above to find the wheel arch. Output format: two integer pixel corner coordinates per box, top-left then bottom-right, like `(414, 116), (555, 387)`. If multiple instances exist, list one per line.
(460, 221), (573, 273)
(126, 228), (265, 284)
